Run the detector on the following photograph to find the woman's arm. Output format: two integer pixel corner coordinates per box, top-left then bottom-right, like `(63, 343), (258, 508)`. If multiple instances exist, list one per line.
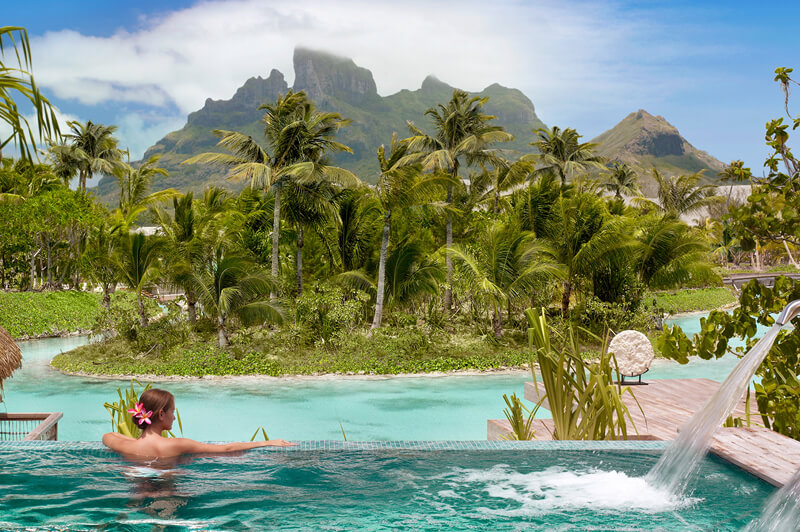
(172, 438), (296, 454)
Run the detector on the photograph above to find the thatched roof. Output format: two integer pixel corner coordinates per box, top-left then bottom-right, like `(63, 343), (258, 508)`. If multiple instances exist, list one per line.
(0, 325), (22, 398)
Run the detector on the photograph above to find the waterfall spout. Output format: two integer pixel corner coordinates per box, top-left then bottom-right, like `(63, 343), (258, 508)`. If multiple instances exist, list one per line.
(776, 299), (800, 326)
(647, 299), (800, 496)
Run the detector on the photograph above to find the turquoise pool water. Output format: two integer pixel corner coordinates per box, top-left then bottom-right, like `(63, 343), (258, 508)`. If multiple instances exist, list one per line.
(0, 443), (773, 530)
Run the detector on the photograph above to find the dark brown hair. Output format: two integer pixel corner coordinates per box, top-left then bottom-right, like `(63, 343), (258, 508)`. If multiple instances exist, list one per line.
(134, 388), (175, 431)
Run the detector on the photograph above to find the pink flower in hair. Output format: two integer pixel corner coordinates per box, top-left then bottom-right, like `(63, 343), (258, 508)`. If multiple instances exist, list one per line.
(137, 409), (153, 425)
(127, 403), (145, 417)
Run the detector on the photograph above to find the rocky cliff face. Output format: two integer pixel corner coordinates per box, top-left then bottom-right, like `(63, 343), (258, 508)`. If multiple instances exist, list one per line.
(187, 69), (289, 127)
(111, 47), (547, 199)
(293, 48), (378, 105)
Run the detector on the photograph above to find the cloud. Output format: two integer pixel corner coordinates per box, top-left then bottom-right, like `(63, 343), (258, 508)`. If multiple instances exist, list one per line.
(23, 0), (750, 164)
(28, 0), (712, 116)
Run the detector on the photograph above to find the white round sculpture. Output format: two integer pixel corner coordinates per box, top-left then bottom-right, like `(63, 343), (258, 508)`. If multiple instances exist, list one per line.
(607, 330), (655, 377)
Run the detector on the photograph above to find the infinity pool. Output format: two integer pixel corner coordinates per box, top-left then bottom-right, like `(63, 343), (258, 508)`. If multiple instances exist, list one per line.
(0, 442), (773, 530)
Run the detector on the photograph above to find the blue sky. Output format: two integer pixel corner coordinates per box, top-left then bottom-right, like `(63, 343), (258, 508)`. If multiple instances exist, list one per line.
(5, 0), (800, 176)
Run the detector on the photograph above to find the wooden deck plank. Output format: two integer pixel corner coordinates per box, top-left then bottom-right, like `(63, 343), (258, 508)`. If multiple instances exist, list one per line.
(497, 378), (800, 487)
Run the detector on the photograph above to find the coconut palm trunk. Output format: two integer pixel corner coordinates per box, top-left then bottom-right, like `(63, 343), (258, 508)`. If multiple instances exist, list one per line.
(783, 241), (799, 268)
(371, 212), (391, 330)
(561, 281), (572, 319)
(187, 295), (197, 324)
(492, 307), (503, 339)
(137, 292), (148, 327)
(296, 225), (303, 297)
(271, 184), (281, 300)
(218, 315), (228, 347)
(444, 184), (454, 311)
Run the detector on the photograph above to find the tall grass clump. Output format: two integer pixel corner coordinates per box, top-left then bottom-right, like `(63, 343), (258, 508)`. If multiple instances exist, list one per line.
(525, 308), (639, 440)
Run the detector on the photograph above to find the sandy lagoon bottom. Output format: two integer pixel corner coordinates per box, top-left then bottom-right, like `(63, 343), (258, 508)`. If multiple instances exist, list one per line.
(0, 442), (772, 531)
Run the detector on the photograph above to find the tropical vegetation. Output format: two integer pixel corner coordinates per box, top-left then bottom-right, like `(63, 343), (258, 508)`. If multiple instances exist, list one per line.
(4, 28), (793, 380)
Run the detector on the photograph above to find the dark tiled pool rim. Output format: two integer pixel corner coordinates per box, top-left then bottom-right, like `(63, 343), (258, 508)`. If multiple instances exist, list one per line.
(0, 440), (668, 451)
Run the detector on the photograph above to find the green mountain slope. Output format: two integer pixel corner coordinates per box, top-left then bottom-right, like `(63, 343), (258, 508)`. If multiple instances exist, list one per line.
(95, 48), (546, 200)
(591, 109), (725, 195)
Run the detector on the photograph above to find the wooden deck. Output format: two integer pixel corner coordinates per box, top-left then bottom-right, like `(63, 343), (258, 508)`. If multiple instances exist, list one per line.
(487, 378), (800, 487)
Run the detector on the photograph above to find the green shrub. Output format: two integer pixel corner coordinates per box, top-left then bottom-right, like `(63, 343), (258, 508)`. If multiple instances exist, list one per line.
(296, 283), (370, 345)
(577, 296), (659, 335)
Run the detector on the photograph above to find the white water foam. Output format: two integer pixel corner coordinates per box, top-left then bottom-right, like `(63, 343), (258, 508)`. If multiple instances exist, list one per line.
(441, 465), (697, 517)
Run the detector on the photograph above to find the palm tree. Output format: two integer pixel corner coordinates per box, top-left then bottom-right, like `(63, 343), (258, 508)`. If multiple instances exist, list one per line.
(383, 236), (444, 310)
(50, 121), (126, 192)
(281, 179), (338, 296)
(334, 187), (381, 273)
(84, 221), (118, 308)
(404, 89), (512, 310)
(449, 219), (560, 338)
(513, 173), (565, 238)
(153, 192), (206, 323)
(117, 155), (177, 217)
(600, 161), (640, 199)
(371, 134), (449, 330)
(183, 90), (358, 299)
(545, 192), (631, 318)
(486, 157), (534, 214)
(639, 169), (722, 216)
(0, 26), (60, 162)
(116, 232), (162, 326)
(529, 126), (605, 187)
(634, 215), (712, 288)
(190, 247), (282, 347)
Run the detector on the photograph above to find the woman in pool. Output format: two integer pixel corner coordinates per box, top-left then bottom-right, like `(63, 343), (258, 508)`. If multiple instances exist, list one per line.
(102, 388), (295, 458)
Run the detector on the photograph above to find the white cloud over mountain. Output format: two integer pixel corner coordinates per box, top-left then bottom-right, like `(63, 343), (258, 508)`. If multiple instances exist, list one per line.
(23, 0), (742, 161)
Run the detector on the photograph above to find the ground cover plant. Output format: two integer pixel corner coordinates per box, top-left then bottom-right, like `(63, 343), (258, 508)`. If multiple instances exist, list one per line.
(0, 290), (100, 338)
(52, 322), (531, 376)
(649, 287), (737, 314)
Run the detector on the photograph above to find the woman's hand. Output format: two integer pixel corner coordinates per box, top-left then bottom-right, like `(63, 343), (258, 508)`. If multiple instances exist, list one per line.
(265, 439), (296, 447)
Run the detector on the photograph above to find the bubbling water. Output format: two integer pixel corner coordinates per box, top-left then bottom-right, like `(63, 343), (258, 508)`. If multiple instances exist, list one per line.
(442, 465), (694, 516)
(647, 325), (782, 495)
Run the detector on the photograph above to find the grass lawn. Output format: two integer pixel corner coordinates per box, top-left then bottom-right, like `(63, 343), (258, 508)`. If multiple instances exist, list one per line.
(648, 287), (737, 315)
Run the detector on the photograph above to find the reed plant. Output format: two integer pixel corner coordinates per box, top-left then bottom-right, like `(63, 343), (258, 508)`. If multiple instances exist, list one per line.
(525, 308), (639, 440)
(501, 393), (537, 440)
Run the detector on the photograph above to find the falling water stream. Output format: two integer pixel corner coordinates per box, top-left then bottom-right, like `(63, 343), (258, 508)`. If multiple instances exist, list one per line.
(744, 466), (800, 532)
(647, 324), (782, 495)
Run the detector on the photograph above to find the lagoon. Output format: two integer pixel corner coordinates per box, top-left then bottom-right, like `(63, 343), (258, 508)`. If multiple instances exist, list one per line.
(2, 312), (751, 441)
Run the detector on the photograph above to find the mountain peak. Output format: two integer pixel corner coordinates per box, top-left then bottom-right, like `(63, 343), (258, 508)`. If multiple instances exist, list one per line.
(420, 75), (453, 92)
(292, 47), (377, 104)
(592, 109), (724, 193)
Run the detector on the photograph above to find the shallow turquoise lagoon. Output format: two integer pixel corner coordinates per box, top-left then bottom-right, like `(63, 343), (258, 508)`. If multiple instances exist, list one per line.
(0, 443), (773, 530)
(4, 336), (539, 441)
(0, 312), (754, 441)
